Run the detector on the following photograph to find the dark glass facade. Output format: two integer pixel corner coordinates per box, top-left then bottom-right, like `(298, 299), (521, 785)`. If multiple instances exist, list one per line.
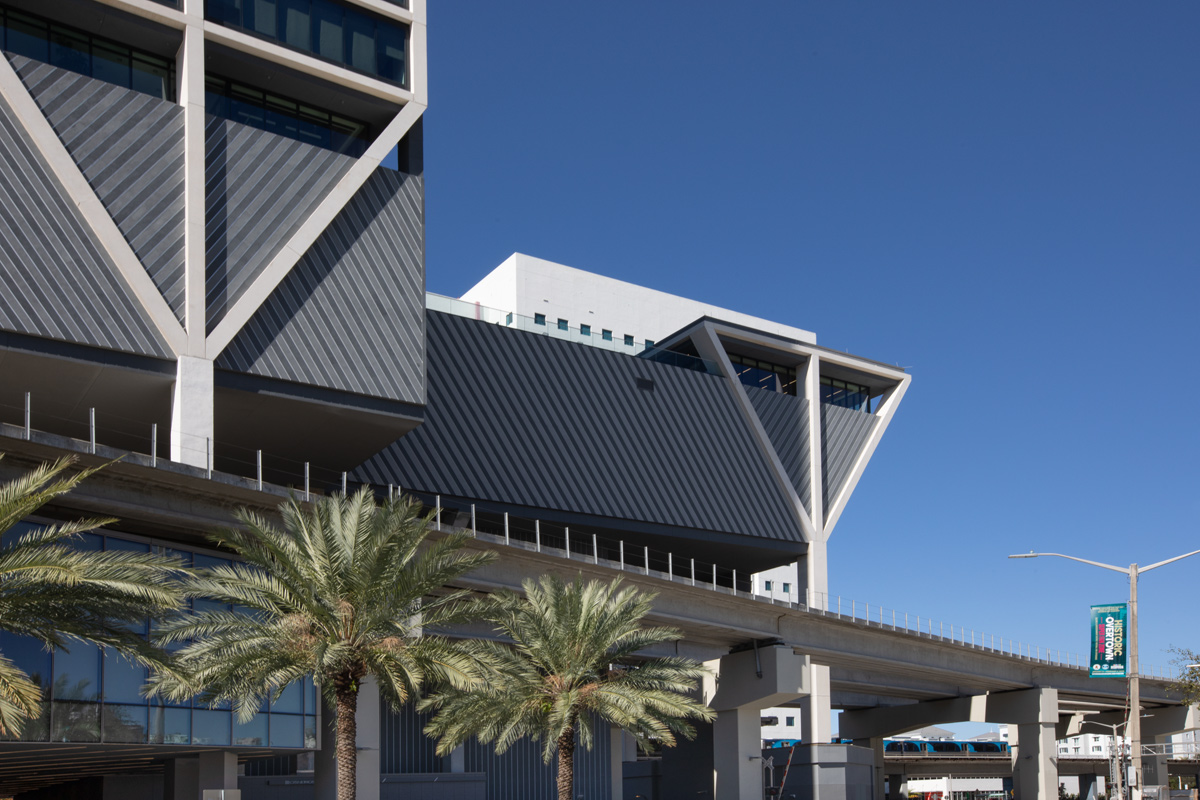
(206, 75), (370, 156)
(0, 524), (318, 748)
(0, 6), (176, 100)
(205, 0), (408, 86)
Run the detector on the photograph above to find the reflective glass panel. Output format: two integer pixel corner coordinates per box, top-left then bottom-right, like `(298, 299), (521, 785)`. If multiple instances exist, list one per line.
(233, 713), (267, 746)
(312, 0), (343, 61)
(279, 0), (311, 51)
(53, 642), (100, 702)
(375, 22), (405, 83)
(304, 715), (317, 748)
(270, 713), (303, 747)
(150, 706), (191, 744)
(193, 709), (231, 745)
(249, 0), (277, 38)
(344, 12), (374, 74)
(0, 632), (51, 693)
(271, 681), (302, 714)
(103, 651), (147, 704)
(5, 14), (49, 62)
(52, 702), (100, 742)
(91, 41), (130, 87)
(103, 704), (148, 743)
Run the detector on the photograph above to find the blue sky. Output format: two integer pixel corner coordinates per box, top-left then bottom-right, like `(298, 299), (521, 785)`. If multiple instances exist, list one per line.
(420, 1), (1200, 690)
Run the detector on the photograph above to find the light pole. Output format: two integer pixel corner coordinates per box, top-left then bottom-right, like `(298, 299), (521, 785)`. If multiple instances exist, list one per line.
(1008, 548), (1200, 800)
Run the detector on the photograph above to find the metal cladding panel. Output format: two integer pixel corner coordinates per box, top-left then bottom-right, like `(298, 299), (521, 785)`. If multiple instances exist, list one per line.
(0, 90), (171, 358)
(820, 402), (878, 512)
(357, 311), (799, 542)
(11, 56), (186, 322)
(463, 719), (610, 800)
(215, 169), (426, 404)
(381, 700), (445, 774)
(205, 115), (355, 329)
(746, 388), (811, 515)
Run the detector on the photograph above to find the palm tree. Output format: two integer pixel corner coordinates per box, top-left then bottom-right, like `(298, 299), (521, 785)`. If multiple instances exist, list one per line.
(146, 487), (496, 800)
(0, 454), (186, 736)
(421, 575), (716, 800)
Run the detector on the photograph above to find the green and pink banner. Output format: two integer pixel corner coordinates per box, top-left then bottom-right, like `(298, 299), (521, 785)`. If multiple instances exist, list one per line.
(1089, 603), (1128, 678)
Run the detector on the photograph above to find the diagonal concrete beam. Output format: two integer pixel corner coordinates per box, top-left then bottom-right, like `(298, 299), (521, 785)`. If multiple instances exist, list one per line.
(0, 53), (188, 355)
(204, 100), (425, 357)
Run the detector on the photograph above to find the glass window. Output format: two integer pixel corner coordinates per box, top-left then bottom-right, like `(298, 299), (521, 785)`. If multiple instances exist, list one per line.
(344, 11), (375, 74)
(580, 324), (590, 336)
(248, 0), (277, 38)
(375, 20), (405, 83)
(557, 319), (568, 331)
(602, 329), (612, 341)
(304, 715), (318, 748)
(48, 27), (89, 75)
(312, 0), (344, 61)
(5, 13), (50, 63)
(623, 335), (634, 346)
(193, 709), (232, 745)
(271, 681), (302, 714)
(150, 706), (191, 744)
(103, 651), (147, 704)
(54, 642), (100, 702)
(764, 580), (772, 591)
(505, 312), (513, 325)
(52, 702), (100, 742)
(91, 41), (130, 87)
(645, 339), (655, 347)
(785, 716), (795, 726)
(279, 0), (312, 51)
(270, 713), (303, 747)
(1, 632), (51, 692)
(234, 713), (267, 746)
(782, 583), (791, 594)
(208, 0), (243, 26)
(534, 314), (546, 326)
(103, 704), (147, 743)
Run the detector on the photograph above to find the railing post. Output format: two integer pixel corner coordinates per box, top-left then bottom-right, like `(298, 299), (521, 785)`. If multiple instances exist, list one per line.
(643, 545), (649, 575)
(256, 450), (263, 490)
(504, 512), (510, 545)
(342, 472), (347, 494)
(151, 423), (157, 467)
(592, 533), (597, 564)
(564, 527), (570, 559)
(535, 520), (541, 552)
(690, 558), (695, 586)
(619, 540), (624, 570)
(89, 408), (96, 454)
(206, 437), (212, 479)
(712, 566), (717, 590)
(304, 463), (310, 501)
(24, 392), (31, 440)
(668, 552), (673, 580)
(436, 496), (441, 531)
(732, 569), (737, 594)
(471, 504), (476, 536)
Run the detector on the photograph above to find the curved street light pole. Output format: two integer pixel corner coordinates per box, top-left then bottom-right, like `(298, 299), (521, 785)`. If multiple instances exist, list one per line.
(1009, 548), (1200, 800)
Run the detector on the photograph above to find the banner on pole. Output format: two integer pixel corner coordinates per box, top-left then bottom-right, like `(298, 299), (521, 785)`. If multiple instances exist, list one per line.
(1090, 603), (1128, 678)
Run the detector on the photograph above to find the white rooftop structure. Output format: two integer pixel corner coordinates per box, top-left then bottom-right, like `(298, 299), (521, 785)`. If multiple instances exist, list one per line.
(460, 253), (818, 348)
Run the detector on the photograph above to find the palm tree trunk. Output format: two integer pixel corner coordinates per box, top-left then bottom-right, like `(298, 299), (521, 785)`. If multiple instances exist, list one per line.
(335, 685), (359, 800)
(556, 727), (575, 800)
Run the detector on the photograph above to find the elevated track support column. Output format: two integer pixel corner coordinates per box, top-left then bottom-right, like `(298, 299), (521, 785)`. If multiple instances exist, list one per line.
(705, 643), (810, 800)
(852, 737), (886, 800)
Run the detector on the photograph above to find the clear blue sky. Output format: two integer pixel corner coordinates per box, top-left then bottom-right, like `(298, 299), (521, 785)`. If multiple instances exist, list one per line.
(420, 2), (1200, 682)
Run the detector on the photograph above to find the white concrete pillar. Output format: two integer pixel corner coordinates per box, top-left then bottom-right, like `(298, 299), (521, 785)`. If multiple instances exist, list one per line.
(170, 355), (214, 468)
(356, 678), (381, 800)
(713, 707), (765, 800)
(164, 757), (199, 800)
(853, 737), (885, 800)
(198, 751), (239, 799)
(610, 725), (624, 800)
(1012, 718), (1058, 800)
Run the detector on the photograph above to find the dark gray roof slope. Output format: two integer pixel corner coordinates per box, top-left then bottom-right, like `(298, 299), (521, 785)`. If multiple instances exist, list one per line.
(357, 311), (799, 542)
(12, 56), (186, 323)
(0, 72), (170, 358)
(746, 388), (811, 515)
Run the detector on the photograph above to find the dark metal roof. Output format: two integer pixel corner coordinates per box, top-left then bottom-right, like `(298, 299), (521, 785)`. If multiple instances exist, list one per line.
(357, 311), (800, 544)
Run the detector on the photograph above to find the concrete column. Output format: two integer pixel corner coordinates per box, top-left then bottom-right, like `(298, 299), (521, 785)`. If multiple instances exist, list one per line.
(198, 751), (239, 799)
(164, 757), (198, 800)
(356, 678), (381, 800)
(1012, 717), (1058, 800)
(170, 355), (214, 467)
(1080, 773), (1098, 800)
(610, 725), (624, 800)
(713, 707), (763, 800)
(314, 697), (337, 800)
(853, 738), (885, 800)
(886, 772), (906, 800)
(798, 664), (833, 745)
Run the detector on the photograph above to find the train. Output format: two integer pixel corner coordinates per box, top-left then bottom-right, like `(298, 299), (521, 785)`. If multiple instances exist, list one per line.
(763, 738), (1010, 755)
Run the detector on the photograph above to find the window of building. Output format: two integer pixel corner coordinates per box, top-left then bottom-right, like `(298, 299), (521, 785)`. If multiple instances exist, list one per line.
(534, 314), (546, 326)
(782, 583), (791, 594)
(764, 580), (773, 591)
(557, 318), (568, 331)
(623, 334), (634, 346)
(785, 716), (795, 727)
(580, 324), (591, 336)
(505, 312), (513, 325)
(728, 353), (798, 395)
(205, 75), (370, 156)
(645, 339), (655, 348)
(820, 376), (872, 412)
(0, 8), (177, 101)
(1092, 745), (1102, 752)
(602, 329), (612, 341)
(204, 0), (409, 86)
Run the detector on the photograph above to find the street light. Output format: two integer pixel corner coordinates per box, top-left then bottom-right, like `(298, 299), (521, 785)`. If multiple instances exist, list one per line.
(1080, 715), (1152, 800)
(1008, 548), (1200, 800)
